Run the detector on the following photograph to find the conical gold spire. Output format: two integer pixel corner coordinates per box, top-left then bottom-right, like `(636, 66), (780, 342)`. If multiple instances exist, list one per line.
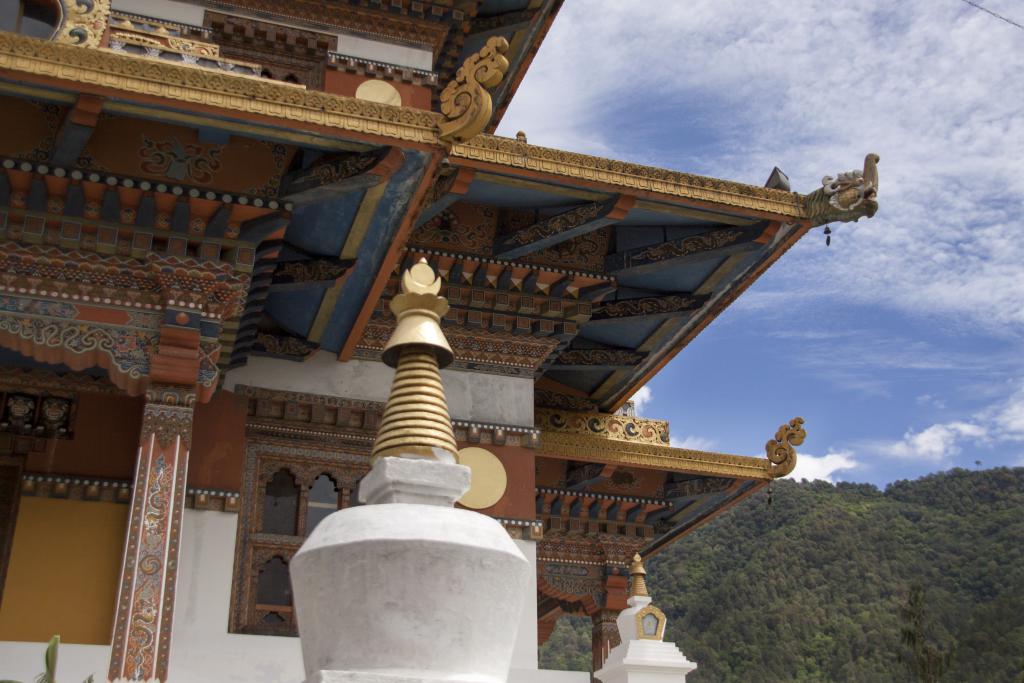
(371, 259), (458, 462)
(629, 553), (649, 598)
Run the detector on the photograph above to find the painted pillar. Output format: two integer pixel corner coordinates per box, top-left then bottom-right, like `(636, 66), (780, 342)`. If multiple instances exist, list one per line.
(109, 324), (202, 682)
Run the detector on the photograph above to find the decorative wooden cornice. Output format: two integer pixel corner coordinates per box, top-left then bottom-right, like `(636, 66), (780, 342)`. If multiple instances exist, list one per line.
(0, 35), (848, 221)
(0, 33), (442, 145)
(550, 348), (647, 369)
(492, 195), (634, 260)
(19, 472), (241, 511)
(590, 293), (709, 321)
(0, 366), (121, 395)
(497, 517), (545, 541)
(539, 431), (776, 480)
(235, 384), (538, 446)
(536, 408), (670, 446)
(451, 137), (809, 218)
(604, 227), (755, 273)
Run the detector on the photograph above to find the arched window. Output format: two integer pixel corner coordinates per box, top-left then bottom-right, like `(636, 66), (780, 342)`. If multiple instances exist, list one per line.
(0, 1), (62, 40)
(261, 469), (299, 535)
(305, 474), (339, 535)
(255, 556), (291, 607)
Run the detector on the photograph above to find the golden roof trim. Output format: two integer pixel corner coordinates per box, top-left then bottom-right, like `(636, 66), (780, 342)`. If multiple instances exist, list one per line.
(0, 33), (441, 145)
(451, 136), (809, 218)
(538, 430), (774, 480)
(0, 35), (818, 218)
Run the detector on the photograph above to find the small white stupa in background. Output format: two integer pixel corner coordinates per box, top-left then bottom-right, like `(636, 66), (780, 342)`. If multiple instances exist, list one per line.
(595, 553), (698, 683)
(289, 260), (531, 683)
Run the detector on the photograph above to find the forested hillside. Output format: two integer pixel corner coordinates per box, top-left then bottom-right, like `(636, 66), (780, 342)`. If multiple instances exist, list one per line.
(540, 467), (1024, 682)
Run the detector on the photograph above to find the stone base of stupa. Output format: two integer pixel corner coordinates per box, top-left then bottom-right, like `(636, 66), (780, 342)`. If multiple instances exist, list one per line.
(595, 639), (697, 683)
(291, 458), (530, 683)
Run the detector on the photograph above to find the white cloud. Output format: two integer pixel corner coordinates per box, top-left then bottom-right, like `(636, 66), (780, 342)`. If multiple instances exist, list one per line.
(787, 451), (859, 483)
(872, 419), (983, 462)
(499, 0), (1024, 332)
(992, 385), (1024, 440)
(629, 386), (653, 412)
(670, 435), (717, 451)
(875, 421), (987, 462)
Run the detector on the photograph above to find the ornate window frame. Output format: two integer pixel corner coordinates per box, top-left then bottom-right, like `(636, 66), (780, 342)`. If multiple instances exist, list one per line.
(228, 433), (371, 636)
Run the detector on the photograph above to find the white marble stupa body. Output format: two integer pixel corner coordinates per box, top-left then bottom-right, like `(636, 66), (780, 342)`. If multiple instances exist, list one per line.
(290, 457), (530, 683)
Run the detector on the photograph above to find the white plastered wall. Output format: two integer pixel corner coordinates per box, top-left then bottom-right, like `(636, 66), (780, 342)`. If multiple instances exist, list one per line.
(0, 641), (110, 682)
(224, 353), (534, 428)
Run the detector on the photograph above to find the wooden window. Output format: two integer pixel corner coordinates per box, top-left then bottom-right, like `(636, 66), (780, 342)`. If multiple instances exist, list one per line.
(229, 440), (367, 636)
(261, 469), (299, 535)
(204, 12), (337, 90)
(305, 474), (339, 536)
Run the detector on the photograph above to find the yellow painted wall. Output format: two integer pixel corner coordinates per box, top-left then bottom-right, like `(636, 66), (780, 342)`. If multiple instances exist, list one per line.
(0, 498), (127, 644)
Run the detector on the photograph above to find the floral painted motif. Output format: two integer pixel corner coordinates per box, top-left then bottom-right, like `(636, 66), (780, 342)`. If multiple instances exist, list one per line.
(140, 136), (222, 183)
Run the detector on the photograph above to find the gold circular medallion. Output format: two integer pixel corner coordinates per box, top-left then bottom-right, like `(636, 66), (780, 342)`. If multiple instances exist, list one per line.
(355, 79), (402, 106)
(456, 446), (507, 509)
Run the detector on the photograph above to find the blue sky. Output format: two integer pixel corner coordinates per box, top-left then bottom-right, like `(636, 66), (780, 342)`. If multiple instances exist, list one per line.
(498, 0), (1024, 485)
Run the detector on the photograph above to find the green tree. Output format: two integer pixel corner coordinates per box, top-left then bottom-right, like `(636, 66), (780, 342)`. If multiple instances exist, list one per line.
(899, 585), (953, 682)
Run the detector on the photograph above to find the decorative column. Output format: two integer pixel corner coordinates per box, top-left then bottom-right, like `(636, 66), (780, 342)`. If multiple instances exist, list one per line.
(109, 323), (202, 682)
(108, 384), (194, 682)
(289, 259), (531, 683)
(594, 555), (697, 683)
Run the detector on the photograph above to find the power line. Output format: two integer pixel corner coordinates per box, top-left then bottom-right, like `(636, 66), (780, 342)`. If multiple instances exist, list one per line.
(958, 0), (1024, 31)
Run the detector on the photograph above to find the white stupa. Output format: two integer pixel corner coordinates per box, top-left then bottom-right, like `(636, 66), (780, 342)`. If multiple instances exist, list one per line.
(594, 554), (697, 683)
(289, 261), (531, 683)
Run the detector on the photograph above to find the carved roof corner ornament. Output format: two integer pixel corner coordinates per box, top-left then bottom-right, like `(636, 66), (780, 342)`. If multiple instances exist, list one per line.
(765, 417), (806, 478)
(57, 0), (112, 48)
(438, 36), (510, 146)
(371, 259), (458, 462)
(805, 153), (880, 227)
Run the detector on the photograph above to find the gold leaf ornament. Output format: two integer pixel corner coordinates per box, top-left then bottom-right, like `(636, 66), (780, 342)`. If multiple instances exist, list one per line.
(765, 417), (806, 478)
(438, 36), (510, 145)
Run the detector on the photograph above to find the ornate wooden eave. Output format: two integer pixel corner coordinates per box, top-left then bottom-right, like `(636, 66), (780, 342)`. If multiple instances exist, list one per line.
(0, 33), (820, 221)
(539, 430), (777, 480)
(0, 32), (442, 146)
(452, 137), (808, 219)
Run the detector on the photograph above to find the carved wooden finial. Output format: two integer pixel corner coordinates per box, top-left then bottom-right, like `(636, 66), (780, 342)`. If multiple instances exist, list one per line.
(438, 36), (511, 145)
(765, 417), (806, 478)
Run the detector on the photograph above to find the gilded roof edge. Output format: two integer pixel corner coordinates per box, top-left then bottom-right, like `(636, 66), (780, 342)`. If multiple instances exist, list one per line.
(0, 33), (811, 219)
(538, 431), (774, 480)
(451, 137), (808, 218)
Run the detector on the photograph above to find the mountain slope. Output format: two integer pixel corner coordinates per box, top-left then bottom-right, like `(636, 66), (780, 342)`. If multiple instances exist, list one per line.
(540, 467), (1024, 682)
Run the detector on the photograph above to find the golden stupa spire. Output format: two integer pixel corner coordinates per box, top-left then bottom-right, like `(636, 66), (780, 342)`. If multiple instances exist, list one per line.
(629, 553), (649, 598)
(371, 259), (458, 462)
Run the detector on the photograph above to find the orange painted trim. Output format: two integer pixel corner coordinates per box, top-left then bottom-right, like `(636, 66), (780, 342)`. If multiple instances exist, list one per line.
(606, 222), (812, 412)
(338, 153), (444, 360)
